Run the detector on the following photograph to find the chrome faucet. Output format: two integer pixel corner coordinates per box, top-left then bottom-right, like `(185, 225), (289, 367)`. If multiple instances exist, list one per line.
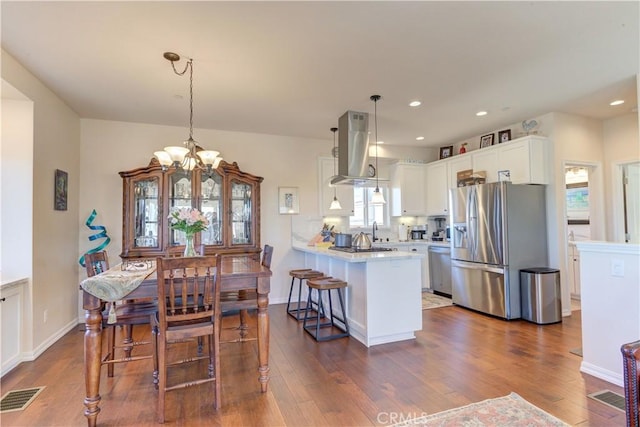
(372, 221), (378, 242)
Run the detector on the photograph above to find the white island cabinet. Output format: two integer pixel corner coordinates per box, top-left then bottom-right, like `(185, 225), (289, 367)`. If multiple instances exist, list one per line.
(292, 244), (423, 347)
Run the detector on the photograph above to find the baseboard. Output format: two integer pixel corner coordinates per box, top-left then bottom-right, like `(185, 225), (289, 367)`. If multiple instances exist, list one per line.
(580, 361), (623, 387)
(2, 319), (79, 378)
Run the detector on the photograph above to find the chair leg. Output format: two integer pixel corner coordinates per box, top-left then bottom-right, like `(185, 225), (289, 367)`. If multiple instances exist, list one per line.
(213, 321), (221, 410)
(123, 324), (134, 358)
(107, 325), (116, 377)
(152, 321), (159, 390)
(157, 336), (166, 424)
(239, 309), (249, 339)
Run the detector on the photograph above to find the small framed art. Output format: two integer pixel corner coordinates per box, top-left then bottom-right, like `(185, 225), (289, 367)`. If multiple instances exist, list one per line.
(480, 133), (494, 148)
(498, 129), (512, 143)
(439, 146), (453, 159)
(278, 186), (299, 214)
(54, 169), (68, 211)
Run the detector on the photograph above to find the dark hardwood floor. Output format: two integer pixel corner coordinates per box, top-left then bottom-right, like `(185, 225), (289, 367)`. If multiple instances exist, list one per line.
(0, 304), (626, 426)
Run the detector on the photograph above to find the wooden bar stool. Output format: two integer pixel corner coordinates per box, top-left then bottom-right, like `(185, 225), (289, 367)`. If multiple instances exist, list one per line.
(303, 277), (349, 341)
(287, 269), (325, 320)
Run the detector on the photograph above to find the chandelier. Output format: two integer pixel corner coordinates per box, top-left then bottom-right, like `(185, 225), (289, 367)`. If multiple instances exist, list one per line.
(154, 52), (222, 175)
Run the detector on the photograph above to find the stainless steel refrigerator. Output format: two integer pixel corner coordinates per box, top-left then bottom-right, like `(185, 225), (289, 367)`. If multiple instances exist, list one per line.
(449, 182), (548, 319)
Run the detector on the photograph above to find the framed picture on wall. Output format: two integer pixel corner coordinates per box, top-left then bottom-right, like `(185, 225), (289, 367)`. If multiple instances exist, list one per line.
(498, 129), (512, 143)
(54, 169), (68, 211)
(439, 146), (453, 159)
(278, 186), (299, 214)
(480, 133), (495, 148)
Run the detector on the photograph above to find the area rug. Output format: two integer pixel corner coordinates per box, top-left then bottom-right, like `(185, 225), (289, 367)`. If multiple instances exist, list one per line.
(392, 392), (569, 426)
(422, 292), (453, 310)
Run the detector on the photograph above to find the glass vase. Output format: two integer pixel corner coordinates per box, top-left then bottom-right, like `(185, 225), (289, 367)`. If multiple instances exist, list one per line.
(184, 233), (197, 257)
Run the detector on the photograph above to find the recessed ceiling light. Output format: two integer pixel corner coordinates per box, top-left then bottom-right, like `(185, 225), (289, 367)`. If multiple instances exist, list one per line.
(610, 100), (625, 106)
(476, 111), (488, 116)
(409, 101), (421, 107)
(416, 136), (425, 141)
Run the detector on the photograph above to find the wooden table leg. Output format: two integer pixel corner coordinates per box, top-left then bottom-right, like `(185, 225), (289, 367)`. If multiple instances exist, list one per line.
(257, 278), (270, 392)
(83, 292), (103, 427)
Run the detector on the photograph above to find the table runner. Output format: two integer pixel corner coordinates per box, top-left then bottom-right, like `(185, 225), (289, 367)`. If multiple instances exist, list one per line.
(80, 261), (155, 303)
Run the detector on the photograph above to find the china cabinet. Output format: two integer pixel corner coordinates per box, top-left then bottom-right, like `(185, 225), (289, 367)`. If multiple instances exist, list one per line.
(120, 158), (262, 259)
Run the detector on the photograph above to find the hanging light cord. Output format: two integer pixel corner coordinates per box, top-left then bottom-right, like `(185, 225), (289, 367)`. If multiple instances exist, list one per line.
(372, 95), (381, 191)
(332, 127), (338, 196)
(169, 57), (195, 142)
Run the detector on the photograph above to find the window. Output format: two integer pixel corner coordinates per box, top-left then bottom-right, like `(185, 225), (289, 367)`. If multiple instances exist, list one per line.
(349, 186), (389, 228)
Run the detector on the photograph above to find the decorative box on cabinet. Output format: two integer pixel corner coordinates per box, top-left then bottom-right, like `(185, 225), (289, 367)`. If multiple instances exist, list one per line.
(390, 162), (427, 217)
(119, 158), (263, 259)
(318, 157), (354, 216)
(447, 156), (473, 191)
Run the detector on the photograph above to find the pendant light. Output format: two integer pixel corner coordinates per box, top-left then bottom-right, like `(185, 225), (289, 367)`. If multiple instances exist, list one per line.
(370, 95), (386, 204)
(329, 127), (342, 210)
(154, 52), (222, 176)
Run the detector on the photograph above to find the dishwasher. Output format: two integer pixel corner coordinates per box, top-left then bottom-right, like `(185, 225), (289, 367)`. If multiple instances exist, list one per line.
(428, 245), (452, 297)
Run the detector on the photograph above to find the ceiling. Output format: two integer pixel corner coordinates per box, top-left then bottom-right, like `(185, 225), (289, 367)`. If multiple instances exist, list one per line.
(2, 1), (638, 148)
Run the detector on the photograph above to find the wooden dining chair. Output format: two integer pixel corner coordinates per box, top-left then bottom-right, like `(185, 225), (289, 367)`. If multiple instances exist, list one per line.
(220, 245), (273, 343)
(154, 255), (222, 423)
(84, 251), (156, 377)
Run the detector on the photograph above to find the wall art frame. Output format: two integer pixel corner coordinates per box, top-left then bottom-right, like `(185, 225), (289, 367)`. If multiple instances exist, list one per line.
(480, 133), (495, 148)
(54, 169), (68, 211)
(278, 186), (299, 214)
(498, 129), (512, 143)
(439, 146), (453, 159)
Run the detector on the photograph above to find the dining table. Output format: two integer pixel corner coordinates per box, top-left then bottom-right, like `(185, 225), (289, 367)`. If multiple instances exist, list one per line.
(80, 256), (272, 427)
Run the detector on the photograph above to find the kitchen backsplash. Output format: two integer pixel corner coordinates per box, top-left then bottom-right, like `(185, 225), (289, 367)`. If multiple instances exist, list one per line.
(291, 214), (448, 243)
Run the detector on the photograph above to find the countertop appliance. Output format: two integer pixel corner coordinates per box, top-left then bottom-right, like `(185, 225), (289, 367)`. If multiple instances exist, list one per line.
(450, 182), (548, 319)
(428, 245), (451, 297)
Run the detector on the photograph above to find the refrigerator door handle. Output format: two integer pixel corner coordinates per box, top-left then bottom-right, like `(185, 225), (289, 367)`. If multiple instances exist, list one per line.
(452, 259), (505, 275)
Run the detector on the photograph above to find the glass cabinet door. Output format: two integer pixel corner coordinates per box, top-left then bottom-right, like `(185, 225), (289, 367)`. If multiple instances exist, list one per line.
(133, 177), (160, 248)
(200, 172), (223, 245)
(169, 171), (193, 245)
(230, 179), (253, 245)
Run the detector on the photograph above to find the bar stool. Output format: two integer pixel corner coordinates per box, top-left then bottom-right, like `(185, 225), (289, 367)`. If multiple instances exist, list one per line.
(287, 269), (325, 320)
(303, 277), (349, 342)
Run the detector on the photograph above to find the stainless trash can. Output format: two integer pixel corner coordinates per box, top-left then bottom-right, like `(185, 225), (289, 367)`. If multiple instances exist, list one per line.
(520, 268), (561, 324)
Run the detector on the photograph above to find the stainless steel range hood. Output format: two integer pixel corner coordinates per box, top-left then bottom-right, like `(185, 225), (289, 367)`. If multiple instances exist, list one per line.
(330, 110), (373, 185)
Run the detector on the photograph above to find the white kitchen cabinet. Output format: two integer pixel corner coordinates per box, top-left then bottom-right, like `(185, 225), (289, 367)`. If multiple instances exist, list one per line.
(567, 244), (581, 298)
(390, 162), (427, 216)
(1, 279), (26, 375)
(497, 136), (549, 184)
(447, 156), (473, 191)
(318, 157), (354, 217)
(425, 162), (449, 216)
(408, 244), (430, 290)
(471, 149), (499, 183)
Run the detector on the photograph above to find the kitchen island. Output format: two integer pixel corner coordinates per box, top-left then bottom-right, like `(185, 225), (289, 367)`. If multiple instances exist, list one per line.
(292, 243), (424, 347)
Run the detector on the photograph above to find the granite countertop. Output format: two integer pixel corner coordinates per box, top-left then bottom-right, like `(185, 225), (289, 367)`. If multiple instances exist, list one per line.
(373, 240), (450, 248)
(291, 242), (425, 263)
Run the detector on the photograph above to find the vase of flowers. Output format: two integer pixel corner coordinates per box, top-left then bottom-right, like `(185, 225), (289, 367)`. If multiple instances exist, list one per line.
(167, 207), (210, 257)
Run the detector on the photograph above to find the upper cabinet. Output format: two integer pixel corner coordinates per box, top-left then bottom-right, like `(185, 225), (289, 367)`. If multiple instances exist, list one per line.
(120, 159), (263, 259)
(318, 157), (354, 217)
(425, 162), (449, 216)
(390, 162), (427, 216)
(425, 136), (550, 216)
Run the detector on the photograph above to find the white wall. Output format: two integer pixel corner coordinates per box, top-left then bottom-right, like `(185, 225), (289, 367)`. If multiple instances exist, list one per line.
(603, 113), (640, 241)
(2, 49), (81, 358)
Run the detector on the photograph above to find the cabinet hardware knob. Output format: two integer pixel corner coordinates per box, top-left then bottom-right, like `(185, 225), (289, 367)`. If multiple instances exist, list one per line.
(0, 297), (6, 302)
